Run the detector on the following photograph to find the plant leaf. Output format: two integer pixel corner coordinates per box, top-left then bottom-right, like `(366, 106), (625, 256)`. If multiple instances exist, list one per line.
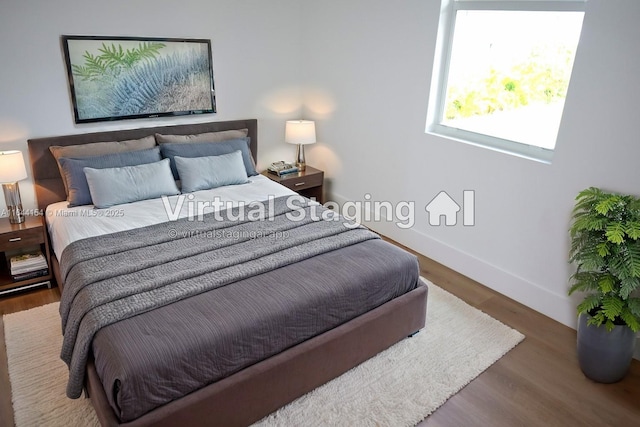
(620, 307), (640, 333)
(627, 243), (640, 277)
(601, 294), (623, 321)
(595, 195), (622, 216)
(628, 298), (640, 317)
(569, 271), (604, 295)
(619, 277), (640, 299)
(587, 311), (606, 328)
(598, 275), (616, 293)
(596, 242), (611, 257)
(605, 319), (615, 332)
(626, 221), (640, 240)
(605, 222), (626, 244)
(576, 294), (601, 315)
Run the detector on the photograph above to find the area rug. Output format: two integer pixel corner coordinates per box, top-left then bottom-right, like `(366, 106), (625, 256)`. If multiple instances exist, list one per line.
(3, 279), (524, 426)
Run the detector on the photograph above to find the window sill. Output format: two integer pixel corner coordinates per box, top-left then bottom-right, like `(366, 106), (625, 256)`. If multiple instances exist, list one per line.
(426, 125), (554, 164)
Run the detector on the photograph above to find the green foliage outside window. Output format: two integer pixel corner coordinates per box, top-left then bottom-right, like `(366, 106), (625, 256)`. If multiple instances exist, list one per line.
(445, 45), (576, 120)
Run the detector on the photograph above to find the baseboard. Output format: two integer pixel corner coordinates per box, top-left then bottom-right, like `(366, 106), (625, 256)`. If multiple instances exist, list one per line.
(377, 223), (577, 325)
(327, 192), (640, 361)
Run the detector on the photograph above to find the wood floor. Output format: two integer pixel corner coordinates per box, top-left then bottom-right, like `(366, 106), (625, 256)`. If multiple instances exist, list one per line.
(0, 243), (638, 427)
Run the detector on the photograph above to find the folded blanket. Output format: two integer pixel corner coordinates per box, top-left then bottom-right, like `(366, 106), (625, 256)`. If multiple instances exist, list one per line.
(59, 196), (378, 398)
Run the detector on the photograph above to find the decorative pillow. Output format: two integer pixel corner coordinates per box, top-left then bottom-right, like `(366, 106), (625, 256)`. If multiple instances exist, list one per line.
(159, 138), (258, 179)
(155, 129), (248, 144)
(175, 151), (249, 193)
(49, 136), (157, 195)
(58, 147), (162, 207)
(84, 159), (179, 209)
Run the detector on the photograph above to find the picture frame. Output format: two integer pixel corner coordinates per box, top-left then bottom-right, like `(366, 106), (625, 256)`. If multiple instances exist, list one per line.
(61, 35), (216, 124)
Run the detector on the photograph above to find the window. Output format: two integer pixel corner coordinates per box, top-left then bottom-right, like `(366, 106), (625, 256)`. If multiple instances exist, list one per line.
(426, 1), (585, 163)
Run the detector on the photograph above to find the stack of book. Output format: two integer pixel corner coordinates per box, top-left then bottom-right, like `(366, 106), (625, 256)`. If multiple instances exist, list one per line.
(9, 252), (49, 281)
(268, 161), (299, 177)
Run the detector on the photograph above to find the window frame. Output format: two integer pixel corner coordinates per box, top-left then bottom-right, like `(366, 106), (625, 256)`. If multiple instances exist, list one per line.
(426, 0), (586, 163)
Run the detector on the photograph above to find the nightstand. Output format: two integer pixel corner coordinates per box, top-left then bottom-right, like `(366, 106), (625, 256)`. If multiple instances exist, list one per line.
(262, 166), (324, 203)
(0, 216), (52, 296)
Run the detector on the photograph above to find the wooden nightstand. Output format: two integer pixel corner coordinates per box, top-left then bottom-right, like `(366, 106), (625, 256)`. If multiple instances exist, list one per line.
(262, 166), (324, 203)
(0, 216), (53, 296)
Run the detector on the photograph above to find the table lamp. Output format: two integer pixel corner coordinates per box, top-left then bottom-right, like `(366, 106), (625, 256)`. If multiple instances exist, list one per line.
(285, 120), (316, 171)
(0, 150), (28, 224)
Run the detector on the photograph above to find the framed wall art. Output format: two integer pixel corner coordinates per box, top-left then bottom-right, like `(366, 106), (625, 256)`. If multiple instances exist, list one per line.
(62, 35), (216, 123)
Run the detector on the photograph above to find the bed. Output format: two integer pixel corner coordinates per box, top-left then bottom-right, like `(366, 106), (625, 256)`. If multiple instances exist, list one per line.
(27, 119), (428, 427)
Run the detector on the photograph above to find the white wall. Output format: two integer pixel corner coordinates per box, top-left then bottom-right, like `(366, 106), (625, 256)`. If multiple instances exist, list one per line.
(0, 0), (303, 211)
(300, 0), (640, 333)
(2, 0), (639, 345)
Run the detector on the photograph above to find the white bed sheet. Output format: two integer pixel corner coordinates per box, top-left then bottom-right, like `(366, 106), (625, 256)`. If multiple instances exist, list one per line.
(46, 174), (297, 261)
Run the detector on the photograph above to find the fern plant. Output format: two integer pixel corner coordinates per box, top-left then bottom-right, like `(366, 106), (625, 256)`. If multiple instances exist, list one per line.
(568, 187), (640, 332)
(72, 42), (166, 81)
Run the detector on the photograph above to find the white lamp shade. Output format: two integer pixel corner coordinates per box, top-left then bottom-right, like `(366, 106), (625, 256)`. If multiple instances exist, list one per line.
(285, 120), (316, 145)
(0, 150), (28, 183)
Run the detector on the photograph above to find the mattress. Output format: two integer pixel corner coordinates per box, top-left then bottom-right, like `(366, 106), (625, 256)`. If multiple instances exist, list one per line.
(93, 239), (419, 421)
(50, 178), (421, 422)
(46, 174), (295, 260)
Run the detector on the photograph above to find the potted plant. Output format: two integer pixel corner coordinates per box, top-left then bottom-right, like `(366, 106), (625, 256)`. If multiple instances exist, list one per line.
(568, 187), (640, 383)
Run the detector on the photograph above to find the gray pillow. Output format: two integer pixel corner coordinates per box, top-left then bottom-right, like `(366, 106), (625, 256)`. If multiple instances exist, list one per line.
(58, 147), (162, 207)
(175, 151), (249, 193)
(159, 138), (258, 179)
(155, 129), (248, 144)
(49, 136), (157, 195)
(84, 159), (179, 209)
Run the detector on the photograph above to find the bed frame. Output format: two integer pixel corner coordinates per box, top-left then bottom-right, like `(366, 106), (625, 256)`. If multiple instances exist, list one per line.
(27, 119), (428, 427)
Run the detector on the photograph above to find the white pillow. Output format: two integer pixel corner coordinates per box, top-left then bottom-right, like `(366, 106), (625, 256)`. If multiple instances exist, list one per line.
(84, 159), (179, 208)
(175, 151), (249, 193)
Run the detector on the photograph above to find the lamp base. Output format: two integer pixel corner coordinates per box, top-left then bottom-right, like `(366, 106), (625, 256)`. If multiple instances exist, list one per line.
(2, 182), (25, 224)
(7, 205), (25, 224)
(295, 144), (306, 171)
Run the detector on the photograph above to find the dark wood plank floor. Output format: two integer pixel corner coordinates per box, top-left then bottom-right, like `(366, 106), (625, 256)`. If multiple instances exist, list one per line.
(410, 245), (640, 427)
(0, 242), (638, 427)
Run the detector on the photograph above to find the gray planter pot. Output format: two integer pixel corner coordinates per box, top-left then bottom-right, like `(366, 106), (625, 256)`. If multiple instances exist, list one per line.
(577, 313), (636, 383)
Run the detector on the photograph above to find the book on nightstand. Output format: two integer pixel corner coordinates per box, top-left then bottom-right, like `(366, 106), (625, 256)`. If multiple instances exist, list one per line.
(8, 251), (49, 279)
(273, 167), (299, 176)
(11, 268), (49, 281)
(267, 161), (299, 177)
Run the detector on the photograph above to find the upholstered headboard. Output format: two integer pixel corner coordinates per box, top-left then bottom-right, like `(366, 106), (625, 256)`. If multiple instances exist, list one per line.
(27, 119), (258, 211)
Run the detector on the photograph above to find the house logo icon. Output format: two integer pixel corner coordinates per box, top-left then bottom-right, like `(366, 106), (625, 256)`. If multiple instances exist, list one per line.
(425, 191), (475, 226)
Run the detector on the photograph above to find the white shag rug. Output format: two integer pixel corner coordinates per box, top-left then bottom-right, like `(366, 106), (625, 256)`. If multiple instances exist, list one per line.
(3, 279), (524, 427)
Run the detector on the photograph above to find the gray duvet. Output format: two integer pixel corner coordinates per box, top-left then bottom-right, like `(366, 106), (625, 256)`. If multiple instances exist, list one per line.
(58, 196), (420, 422)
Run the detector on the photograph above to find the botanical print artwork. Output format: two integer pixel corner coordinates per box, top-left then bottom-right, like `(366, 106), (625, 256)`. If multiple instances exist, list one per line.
(63, 37), (216, 123)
